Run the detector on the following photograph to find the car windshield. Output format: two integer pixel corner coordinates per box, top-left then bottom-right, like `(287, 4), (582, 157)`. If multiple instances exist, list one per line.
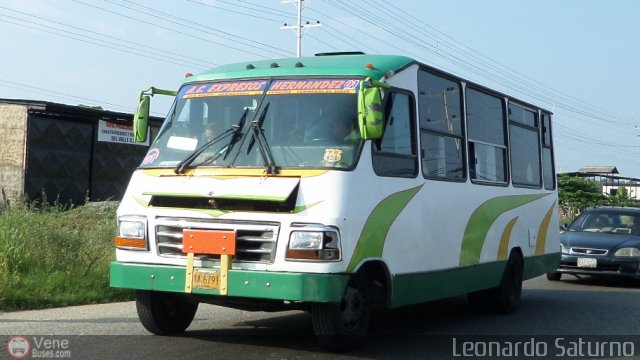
(140, 78), (362, 170)
(568, 211), (640, 235)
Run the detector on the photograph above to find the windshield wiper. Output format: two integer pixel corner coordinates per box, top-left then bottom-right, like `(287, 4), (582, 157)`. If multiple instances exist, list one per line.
(173, 131), (232, 174)
(247, 103), (278, 174)
(173, 109), (248, 174)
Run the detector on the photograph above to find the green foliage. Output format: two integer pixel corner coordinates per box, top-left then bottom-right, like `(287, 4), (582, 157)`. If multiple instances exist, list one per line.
(558, 175), (640, 224)
(0, 201), (133, 311)
(608, 186), (638, 207)
(558, 174), (606, 209)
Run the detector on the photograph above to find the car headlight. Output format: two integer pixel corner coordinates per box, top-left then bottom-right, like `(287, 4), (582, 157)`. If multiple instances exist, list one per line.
(287, 226), (340, 261)
(114, 216), (148, 250)
(614, 247), (640, 257)
(560, 243), (569, 254)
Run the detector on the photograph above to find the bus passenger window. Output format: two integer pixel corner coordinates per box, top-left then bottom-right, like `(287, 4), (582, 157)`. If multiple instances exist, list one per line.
(509, 103), (541, 188)
(418, 70), (464, 181)
(466, 87), (507, 183)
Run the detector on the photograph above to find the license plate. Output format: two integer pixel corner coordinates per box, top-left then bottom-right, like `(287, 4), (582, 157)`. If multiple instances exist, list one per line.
(577, 257), (597, 268)
(192, 270), (219, 290)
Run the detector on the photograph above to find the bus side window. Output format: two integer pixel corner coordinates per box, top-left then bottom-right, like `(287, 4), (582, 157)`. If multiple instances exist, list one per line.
(372, 91), (418, 178)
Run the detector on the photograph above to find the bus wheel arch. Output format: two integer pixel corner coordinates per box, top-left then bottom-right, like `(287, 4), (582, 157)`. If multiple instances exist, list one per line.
(354, 260), (391, 307)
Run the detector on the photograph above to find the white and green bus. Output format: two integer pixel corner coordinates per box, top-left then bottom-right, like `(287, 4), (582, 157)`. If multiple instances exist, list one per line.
(111, 53), (559, 351)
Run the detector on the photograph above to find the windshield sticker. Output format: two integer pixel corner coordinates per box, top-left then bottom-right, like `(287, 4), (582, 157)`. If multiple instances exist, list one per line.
(142, 148), (160, 166)
(167, 136), (198, 151)
(323, 148), (343, 163)
(267, 79), (360, 95)
(181, 80), (268, 98)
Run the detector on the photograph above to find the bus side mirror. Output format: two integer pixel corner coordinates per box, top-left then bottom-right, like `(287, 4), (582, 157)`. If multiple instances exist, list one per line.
(357, 78), (387, 140)
(133, 95), (150, 143)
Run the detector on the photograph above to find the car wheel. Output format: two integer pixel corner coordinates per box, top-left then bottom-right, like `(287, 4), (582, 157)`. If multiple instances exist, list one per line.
(136, 290), (199, 335)
(546, 272), (562, 281)
(311, 274), (371, 352)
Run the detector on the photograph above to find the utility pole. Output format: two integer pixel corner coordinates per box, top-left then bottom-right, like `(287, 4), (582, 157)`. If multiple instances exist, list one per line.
(280, 0), (321, 57)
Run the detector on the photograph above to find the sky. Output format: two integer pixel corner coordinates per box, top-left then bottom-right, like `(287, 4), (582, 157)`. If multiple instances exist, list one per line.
(1, 0), (639, 176)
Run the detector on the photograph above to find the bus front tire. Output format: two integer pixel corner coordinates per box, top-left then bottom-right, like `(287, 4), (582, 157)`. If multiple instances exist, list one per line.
(135, 290), (199, 335)
(311, 274), (371, 352)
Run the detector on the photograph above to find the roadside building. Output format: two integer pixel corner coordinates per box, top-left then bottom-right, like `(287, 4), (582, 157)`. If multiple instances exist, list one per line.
(562, 166), (640, 200)
(0, 99), (163, 207)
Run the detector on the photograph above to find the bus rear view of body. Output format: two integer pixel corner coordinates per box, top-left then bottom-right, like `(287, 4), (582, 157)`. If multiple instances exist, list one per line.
(110, 53), (560, 352)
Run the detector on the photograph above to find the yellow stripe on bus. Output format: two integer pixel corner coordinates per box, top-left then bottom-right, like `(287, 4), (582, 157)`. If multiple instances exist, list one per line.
(497, 217), (519, 260)
(535, 202), (557, 255)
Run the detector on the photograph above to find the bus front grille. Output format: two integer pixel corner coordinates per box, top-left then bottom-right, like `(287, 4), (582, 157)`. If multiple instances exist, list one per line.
(154, 217), (279, 263)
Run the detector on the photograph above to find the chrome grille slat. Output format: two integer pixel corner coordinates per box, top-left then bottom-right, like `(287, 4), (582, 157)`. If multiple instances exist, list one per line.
(237, 249), (272, 254)
(158, 243), (183, 250)
(156, 231), (183, 240)
(569, 247), (608, 256)
(154, 217), (279, 263)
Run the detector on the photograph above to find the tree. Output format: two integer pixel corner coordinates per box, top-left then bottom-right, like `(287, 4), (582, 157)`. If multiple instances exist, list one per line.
(558, 174), (606, 221)
(608, 186), (637, 207)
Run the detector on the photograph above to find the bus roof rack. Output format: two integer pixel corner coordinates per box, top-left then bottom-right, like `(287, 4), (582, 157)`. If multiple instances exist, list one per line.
(315, 51), (365, 56)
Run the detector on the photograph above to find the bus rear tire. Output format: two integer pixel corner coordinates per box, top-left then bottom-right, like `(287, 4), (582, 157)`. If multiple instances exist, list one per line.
(135, 290), (199, 335)
(467, 253), (523, 314)
(491, 253), (523, 314)
(311, 274), (371, 352)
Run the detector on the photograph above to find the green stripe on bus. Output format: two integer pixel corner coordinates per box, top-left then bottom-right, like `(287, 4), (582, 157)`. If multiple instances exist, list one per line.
(110, 262), (348, 302)
(459, 194), (549, 266)
(347, 185), (423, 272)
(391, 253), (560, 308)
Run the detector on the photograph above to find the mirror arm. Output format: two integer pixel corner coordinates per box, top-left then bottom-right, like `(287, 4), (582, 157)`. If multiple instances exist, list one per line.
(364, 77), (390, 90)
(140, 87), (178, 99)
(133, 87), (177, 143)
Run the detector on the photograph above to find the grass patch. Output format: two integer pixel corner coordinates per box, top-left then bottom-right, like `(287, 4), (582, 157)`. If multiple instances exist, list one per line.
(0, 201), (133, 311)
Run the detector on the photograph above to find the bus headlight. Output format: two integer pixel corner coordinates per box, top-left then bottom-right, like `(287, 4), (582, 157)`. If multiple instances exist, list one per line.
(287, 227), (340, 261)
(289, 232), (323, 250)
(114, 216), (148, 250)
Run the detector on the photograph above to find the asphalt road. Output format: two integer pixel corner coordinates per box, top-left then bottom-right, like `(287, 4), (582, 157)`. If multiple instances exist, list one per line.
(2, 275), (640, 359)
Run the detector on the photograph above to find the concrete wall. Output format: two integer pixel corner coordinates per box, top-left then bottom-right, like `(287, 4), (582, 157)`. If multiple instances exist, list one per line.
(0, 104), (27, 206)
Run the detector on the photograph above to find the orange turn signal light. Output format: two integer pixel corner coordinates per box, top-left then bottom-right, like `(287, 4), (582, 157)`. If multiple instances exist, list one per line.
(114, 237), (147, 249)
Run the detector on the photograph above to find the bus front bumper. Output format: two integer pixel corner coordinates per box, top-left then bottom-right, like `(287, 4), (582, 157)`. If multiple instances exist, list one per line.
(110, 262), (348, 303)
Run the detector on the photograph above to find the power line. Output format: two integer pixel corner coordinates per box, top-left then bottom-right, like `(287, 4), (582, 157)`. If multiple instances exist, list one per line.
(0, 15), (209, 71)
(280, 0), (322, 57)
(360, 0), (638, 127)
(72, 0), (285, 59)
(0, 78), (153, 114)
(0, 6), (214, 70)
(116, 0), (293, 57)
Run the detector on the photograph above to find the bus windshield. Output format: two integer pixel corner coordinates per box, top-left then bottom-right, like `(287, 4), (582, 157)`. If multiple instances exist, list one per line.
(141, 78), (362, 170)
